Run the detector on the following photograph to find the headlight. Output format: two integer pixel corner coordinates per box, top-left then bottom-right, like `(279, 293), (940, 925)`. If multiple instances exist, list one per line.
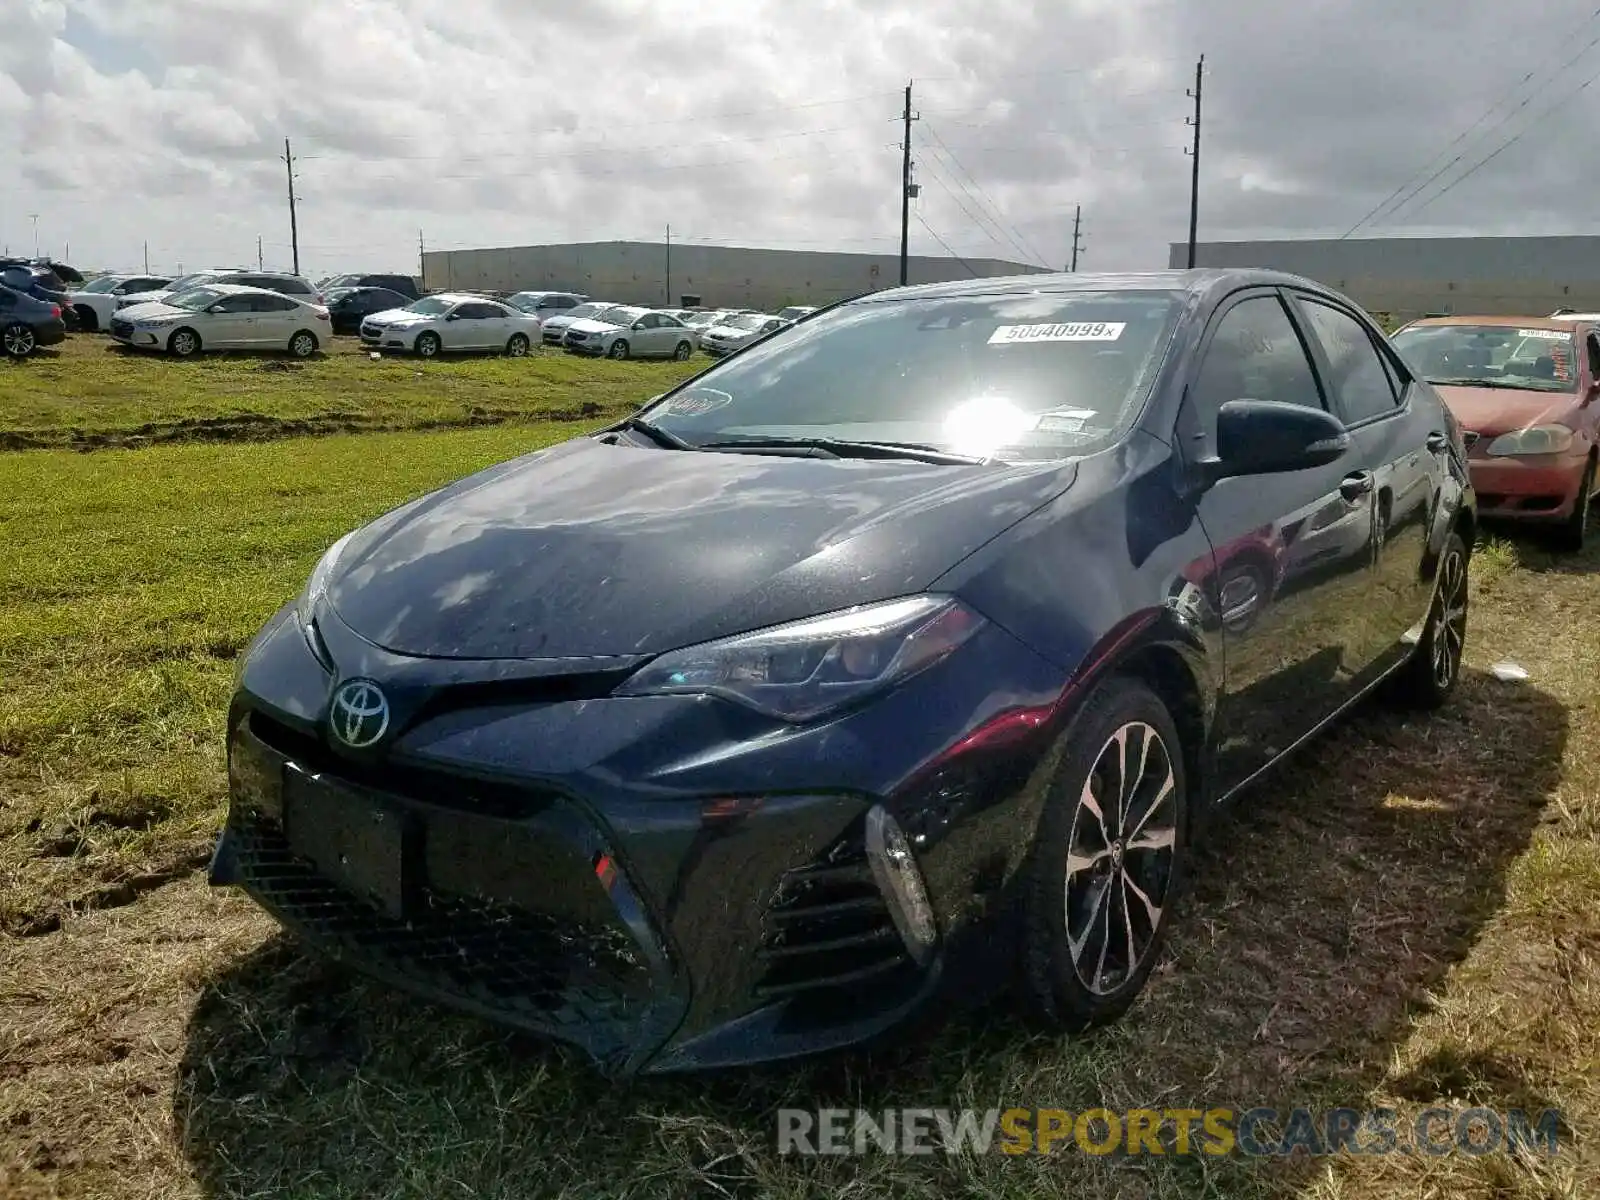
(615, 595), (985, 721)
(1485, 425), (1575, 456)
(294, 531), (356, 660)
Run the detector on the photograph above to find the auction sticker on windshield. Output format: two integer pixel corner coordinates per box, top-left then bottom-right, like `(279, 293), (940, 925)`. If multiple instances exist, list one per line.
(989, 322), (1125, 345)
(667, 388), (734, 417)
(1517, 329), (1570, 340)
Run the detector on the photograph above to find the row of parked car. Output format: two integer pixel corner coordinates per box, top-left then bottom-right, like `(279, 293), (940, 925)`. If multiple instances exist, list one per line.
(0, 260), (820, 361)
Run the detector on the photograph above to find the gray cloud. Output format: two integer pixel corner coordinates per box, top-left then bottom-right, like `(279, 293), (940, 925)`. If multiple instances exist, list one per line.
(4, 0), (1597, 277)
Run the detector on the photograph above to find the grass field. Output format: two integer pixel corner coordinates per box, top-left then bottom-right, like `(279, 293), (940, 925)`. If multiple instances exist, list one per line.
(0, 335), (700, 449)
(1, 337), (1596, 1199)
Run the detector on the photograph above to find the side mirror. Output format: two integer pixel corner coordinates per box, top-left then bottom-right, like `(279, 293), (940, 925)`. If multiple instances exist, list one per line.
(1205, 399), (1350, 481)
(206, 304), (225, 314)
(446, 312), (460, 320)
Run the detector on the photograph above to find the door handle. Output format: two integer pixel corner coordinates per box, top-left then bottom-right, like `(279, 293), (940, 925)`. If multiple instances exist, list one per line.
(1339, 471), (1375, 502)
(1425, 431), (1450, 454)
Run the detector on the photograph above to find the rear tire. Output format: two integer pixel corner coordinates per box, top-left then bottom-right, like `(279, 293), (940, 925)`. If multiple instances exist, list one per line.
(2, 323), (37, 358)
(167, 328), (201, 357)
(1555, 459), (1595, 552)
(506, 333), (529, 357)
(673, 340), (692, 361)
(1020, 676), (1188, 1032)
(609, 339), (630, 360)
(1391, 531), (1469, 709)
(415, 331), (441, 358)
(288, 330), (318, 358)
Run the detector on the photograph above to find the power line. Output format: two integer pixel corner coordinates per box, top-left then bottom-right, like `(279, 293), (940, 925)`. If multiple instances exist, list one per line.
(915, 153), (1024, 263)
(920, 121), (1049, 266)
(913, 212), (979, 276)
(1398, 59), (1600, 223)
(1343, 6), (1600, 235)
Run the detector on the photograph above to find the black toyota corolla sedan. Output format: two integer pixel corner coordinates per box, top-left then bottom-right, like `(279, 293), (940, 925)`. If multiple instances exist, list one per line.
(211, 269), (1475, 1076)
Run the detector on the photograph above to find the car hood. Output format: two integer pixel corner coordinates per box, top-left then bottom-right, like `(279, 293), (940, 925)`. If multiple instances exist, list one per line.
(367, 308), (425, 324)
(1434, 384), (1583, 438)
(326, 436), (1076, 660)
(566, 318), (625, 335)
(117, 300), (186, 319)
(705, 325), (756, 340)
(117, 290), (172, 306)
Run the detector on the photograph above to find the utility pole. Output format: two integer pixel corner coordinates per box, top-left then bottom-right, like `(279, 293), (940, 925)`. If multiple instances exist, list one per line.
(143, 241), (149, 274)
(64, 240), (69, 262)
(900, 81), (917, 286)
(257, 235), (264, 271)
(1185, 55), (1204, 269)
(665, 223), (672, 306)
(1069, 206), (1084, 272)
(418, 229), (426, 291)
(28, 214), (39, 258)
(282, 138), (300, 275)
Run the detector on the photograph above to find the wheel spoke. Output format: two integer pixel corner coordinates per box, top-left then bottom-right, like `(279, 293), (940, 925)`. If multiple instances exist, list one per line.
(1066, 845), (1111, 876)
(1124, 869), (1162, 929)
(1126, 825), (1175, 853)
(1078, 775), (1110, 843)
(1124, 760), (1174, 845)
(1066, 874), (1112, 964)
(1091, 881), (1118, 990)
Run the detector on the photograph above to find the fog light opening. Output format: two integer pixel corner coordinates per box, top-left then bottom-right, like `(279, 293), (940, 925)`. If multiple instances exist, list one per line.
(865, 805), (938, 964)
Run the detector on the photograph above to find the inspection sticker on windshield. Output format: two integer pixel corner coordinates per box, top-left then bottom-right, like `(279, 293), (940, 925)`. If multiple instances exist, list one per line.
(1517, 328), (1569, 339)
(989, 321), (1125, 345)
(1034, 408), (1097, 433)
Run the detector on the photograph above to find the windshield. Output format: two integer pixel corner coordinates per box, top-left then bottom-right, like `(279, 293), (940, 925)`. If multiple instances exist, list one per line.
(325, 287), (355, 303)
(645, 291), (1182, 461)
(404, 296), (453, 316)
(562, 302), (608, 320)
(725, 313), (771, 331)
(1392, 324), (1580, 393)
(81, 276), (123, 293)
(508, 293), (545, 311)
(164, 273), (216, 293)
(169, 287), (224, 312)
(324, 274), (360, 289)
(778, 307), (811, 320)
(603, 307), (645, 325)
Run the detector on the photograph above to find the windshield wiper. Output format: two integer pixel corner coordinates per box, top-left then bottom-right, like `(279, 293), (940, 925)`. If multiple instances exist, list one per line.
(612, 415), (696, 451)
(1427, 376), (1561, 390)
(697, 436), (985, 465)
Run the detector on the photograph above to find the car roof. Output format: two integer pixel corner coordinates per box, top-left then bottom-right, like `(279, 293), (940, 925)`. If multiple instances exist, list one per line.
(855, 268), (1348, 307)
(1401, 314), (1585, 331)
(189, 283), (308, 300)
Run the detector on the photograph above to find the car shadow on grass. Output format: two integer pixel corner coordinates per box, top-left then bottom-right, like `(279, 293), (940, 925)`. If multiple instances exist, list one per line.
(173, 665), (1565, 1198)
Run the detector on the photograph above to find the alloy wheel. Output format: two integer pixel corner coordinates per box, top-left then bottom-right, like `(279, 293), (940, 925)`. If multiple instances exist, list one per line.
(170, 330), (198, 357)
(3, 324), (36, 356)
(1065, 721), (1178, 996)
(1431, 546), (1467, 689)
(674, 341), (691, 360)
(290, 332), (316, 358)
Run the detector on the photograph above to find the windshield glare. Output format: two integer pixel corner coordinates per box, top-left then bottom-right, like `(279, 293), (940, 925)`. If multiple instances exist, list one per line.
(82, 276), (122, 293)
(404, 297), (452, 316)
(646, 291), (1182, 461)
(1393, 324), (1580, 393)
(170, 288), (224, 312)
(165, 274), (214, 292)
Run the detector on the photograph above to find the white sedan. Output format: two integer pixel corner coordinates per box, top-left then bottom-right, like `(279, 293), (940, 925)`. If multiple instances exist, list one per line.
(359, 293), (542, 357)
(68, 273), (173, 332)
(560, 306), (699, 360)
(109, 284), (330, 357)
(699, 312), (785, 357)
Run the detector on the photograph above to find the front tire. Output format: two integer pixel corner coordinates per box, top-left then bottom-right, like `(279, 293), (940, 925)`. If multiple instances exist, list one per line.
(167, 328), (201, 357)
(505, 333), (529, 357)
(608, 339), (630, 360)
(1555, 459), (1595, 552)
(2, 323), (37, 358)
(1391, 530), (1468, 709)
(415, 331), (441, 358)
(75, 305), (99, 333)
(1020, 676), (1188, 1032)
(288, 330), (318, 358)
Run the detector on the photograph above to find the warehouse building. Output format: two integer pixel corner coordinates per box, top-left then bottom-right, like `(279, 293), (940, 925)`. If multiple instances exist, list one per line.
(421, 241), (1047, 311)
(1168, 236), (1600, 322)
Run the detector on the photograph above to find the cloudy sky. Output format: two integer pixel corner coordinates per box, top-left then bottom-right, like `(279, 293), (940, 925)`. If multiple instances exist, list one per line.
(7, 0), (1600, 279)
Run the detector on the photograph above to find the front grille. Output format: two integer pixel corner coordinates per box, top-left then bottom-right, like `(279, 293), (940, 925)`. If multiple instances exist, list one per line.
(360, 324), (382, 339)
(754, 850), (912, 1000)
(110, 319), (134, 338)
(230, 804), (656, 1033)
(566, 331), (587, 342)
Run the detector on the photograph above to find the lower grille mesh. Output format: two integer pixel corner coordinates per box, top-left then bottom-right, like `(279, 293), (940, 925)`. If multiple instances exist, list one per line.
(755, 853), (913, 1000)
(230, 807), (654, 1031)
